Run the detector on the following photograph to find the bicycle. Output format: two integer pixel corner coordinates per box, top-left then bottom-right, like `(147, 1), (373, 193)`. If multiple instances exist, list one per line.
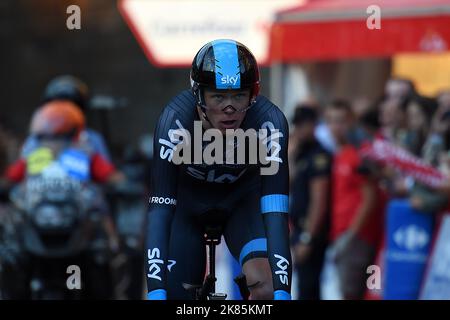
(182, 210), (251, 301)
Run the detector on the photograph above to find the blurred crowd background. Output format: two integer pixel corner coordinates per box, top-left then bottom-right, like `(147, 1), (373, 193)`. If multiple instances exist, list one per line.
(288, 79), (450, 300)
(1, 0), (450, 300)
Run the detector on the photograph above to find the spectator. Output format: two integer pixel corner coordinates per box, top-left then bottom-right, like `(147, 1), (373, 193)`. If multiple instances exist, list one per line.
(384, 77), (415, 101)
(437, 89), (450, 107)
(436, 150), (450, 195)
(378, 97), (407, 144)
(409, 92), (450, 213)
(309, 101), (337, 154)
(288, 105), (332, 300)
(352, 96), (373, 122)
(422, 90), (450, 166)
(325, 99), (383, 300)
(348, 98), (381, 148)
(359, 108), (381, 141)
(402, 95), (436, 156)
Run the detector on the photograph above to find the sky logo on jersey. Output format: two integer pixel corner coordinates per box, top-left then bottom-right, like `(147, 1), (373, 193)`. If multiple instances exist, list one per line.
(274, 254), (290, 286)
(149, 196), (177, 206)
(261, 121), (283, 163)
(186, 167), (247, 184)
(159, 119), (189, 163)
(147, 248), (164, 281)
(167, 260), (176, 272)
(161, 121), (283, 176)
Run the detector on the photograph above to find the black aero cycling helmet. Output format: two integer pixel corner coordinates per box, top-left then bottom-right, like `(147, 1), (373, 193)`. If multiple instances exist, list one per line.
(42, 75), (89, 110)
(190, 39), (260, 110)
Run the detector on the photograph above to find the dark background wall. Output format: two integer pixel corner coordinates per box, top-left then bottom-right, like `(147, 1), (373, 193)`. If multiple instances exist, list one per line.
(0, 0), (271, 160)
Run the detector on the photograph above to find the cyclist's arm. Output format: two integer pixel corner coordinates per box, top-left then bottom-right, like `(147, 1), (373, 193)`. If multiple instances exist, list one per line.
(90, 153), (117, 183)
(145, 107), (180, 300)
(84, 129), (112, 162)
(259, 109), (292, 300)
(4, 158), (26, 183)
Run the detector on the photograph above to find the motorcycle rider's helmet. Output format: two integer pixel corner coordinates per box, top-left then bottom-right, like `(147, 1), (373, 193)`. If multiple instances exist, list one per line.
(190, 39), (260, 111)
(42, 75), (89, 111)
(30, 100), (85, 141)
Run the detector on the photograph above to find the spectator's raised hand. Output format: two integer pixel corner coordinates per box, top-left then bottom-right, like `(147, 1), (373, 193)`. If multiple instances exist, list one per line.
(430, 104), (450, 135)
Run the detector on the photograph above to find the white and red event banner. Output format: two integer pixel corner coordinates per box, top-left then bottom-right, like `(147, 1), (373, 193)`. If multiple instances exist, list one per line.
(360, 138), (448, 188)
(119, 0), (301, 67)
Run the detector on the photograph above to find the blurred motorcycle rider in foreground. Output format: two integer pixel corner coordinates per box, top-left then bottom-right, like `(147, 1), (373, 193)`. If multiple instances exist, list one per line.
(1, 100), (122, 299)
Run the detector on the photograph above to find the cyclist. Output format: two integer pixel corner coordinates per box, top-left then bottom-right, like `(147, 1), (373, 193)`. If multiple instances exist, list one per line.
(21, 75), (111, 161)
(4, 100), (122, 248)
(5, 100), (121, 185)
(2, 100), (123, 299)
(146, 39), (291, 300)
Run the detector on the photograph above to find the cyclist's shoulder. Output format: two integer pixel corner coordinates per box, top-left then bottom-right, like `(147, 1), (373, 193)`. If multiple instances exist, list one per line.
(21, 135), (39, 158)
(157, 90), (197, 128)
(164, 90), (197, 115)
(246, 95), (288, 130)
(83, 128), (104, 141)
(253, 95), (279, 113)
(75, 133), (99, 158)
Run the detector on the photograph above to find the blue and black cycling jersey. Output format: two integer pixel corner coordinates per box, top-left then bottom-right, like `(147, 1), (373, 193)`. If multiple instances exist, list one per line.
(146, 90), (291, 300)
